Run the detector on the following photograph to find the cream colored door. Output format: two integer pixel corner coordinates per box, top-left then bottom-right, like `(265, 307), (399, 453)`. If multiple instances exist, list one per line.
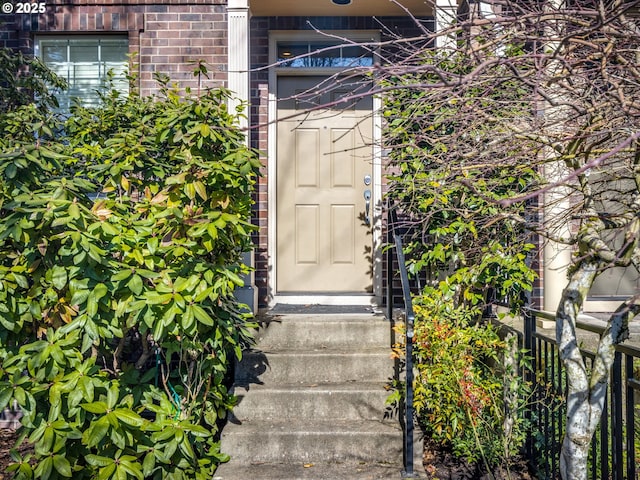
(277, 76), (373, 293)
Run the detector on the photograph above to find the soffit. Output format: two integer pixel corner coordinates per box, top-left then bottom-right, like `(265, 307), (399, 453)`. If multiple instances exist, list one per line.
(249, 0), (433, 17)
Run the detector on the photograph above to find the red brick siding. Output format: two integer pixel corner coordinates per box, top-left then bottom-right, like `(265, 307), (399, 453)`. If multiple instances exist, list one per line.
(1, 1), (228, 95)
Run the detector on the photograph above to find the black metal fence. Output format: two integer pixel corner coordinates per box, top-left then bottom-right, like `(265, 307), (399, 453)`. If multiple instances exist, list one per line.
(384, 208), (640, 479)
(512, 306), (640, 480)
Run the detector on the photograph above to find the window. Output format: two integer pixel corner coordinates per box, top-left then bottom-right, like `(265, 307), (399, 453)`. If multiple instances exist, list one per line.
(277, 41), (374, 68)
(36, 36), (129, 111)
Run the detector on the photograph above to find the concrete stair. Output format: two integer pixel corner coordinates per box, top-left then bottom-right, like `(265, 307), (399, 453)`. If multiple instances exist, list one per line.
(213, 313), (414, 479)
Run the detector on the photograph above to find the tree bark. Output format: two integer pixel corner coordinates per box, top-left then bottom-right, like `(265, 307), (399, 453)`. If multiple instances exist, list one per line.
(557, 261), (597, 480)
(557, 262), (637, 480)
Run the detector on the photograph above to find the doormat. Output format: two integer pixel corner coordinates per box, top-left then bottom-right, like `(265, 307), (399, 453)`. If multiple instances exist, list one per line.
(269, 304), (378, 315)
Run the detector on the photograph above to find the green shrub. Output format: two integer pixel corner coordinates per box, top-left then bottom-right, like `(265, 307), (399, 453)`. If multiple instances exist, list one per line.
(410, 297), (522, 466)
(0, 62), (260, 479)
(383, 52), (537, 470)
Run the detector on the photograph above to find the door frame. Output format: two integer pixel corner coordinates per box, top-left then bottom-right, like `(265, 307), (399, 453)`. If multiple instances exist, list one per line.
(267, 30), (383, 306)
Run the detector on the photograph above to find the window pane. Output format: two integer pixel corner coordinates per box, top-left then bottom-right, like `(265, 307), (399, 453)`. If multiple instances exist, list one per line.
(278, 43), (309, 64)
(277, 42), (373, 68)
(38, 36), (128, 111)
(70, 43), (99, 63)
(42, 43), (67, 63)
(73, 63), (100, 82)
(101, 42), (128, 62)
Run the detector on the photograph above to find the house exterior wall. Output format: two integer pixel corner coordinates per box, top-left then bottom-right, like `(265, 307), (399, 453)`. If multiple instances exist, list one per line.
(9, 5), (547, 310)
(0, 0), (229, 95)
(0, 4), (431, 308)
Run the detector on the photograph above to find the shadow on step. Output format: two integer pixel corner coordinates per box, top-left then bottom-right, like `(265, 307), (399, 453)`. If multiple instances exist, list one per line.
(233, 350), (269, 390)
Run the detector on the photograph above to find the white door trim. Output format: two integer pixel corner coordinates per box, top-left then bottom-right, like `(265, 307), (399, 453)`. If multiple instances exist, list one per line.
(267, 30), (382, 306)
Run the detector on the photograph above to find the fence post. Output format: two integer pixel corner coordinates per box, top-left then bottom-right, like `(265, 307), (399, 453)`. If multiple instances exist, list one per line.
(612, 352), (623, 480)
(521, 291), (535, 461)
(625, 356), (636, 480)
(386, 204), (393, 321)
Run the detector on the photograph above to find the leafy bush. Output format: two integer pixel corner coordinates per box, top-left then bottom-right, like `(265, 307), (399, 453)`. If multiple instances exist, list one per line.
(0, 60), (260, 479)
(384, 53), (537, 469)
(409, 294), (527, 467)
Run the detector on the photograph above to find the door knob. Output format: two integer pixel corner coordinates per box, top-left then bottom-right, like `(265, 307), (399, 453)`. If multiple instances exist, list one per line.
(364, 189), (371, 226)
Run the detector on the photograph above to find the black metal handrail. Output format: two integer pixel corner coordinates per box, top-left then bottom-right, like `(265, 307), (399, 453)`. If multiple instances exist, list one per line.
(385, 204), (419, 478)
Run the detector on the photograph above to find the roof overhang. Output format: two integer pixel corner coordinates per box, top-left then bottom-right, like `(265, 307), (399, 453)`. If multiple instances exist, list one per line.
(249, 0), (433, 17)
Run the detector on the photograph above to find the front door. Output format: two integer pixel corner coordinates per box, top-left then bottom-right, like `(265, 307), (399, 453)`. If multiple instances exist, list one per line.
(276, 76), (373, 293)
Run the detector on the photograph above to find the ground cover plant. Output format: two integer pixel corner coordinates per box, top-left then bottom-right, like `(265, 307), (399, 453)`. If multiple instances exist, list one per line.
(0, 53), (261, 479)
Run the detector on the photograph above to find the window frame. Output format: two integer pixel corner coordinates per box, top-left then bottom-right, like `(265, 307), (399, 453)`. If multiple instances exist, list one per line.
(35, 35), (129, 111)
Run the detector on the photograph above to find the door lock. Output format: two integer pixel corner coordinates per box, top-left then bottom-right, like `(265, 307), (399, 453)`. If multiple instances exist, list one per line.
(364, 174), (371, 186)
(364, 189), (371, 226)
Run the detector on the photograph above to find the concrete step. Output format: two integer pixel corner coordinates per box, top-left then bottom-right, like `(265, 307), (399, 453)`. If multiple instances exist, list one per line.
(213, 460), (403, 480)
(218, 419), (403, 463)
(255, 315), (394, 350)
(230, 382), (395, 422)
(235, 350), (394, 384)
(214, 312), (425, 479)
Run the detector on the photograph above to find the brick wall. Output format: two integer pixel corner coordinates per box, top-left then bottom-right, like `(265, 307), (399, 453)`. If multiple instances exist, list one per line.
(0, 0), (229, 95)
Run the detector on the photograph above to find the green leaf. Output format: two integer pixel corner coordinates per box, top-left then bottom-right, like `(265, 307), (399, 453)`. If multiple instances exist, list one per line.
(183, 423), (211, 438)
(83, 417), (109, 448)
(70, 289), (90, 306)
(178, 436), (196, 460)
(112, 270), (133, 282)
(68, 202), (81, 220)
(145, 292), (173, 305)
(93, 283), (108, 301)
(6, 162), (17, 179)
(110, 423), (126, 449)
(182, 305), (195, 331)
(194, 181), (208, 200)
(119, 459), (144, 480)
(142, 451), (156, 477)
(81, 401), (108, 414)
(85, 454), (114, 467)
(152, 427), (177, 443)
(96, 464), (116, 480)
(127, 274), (143, 296)
(34, 456), (53, 480)
(53, 455), (72, 477)
(51, 266), (67, 290)
(0, 386), (13, 411)
(113, 408), (144, 427)
(192, 305), (214, 326)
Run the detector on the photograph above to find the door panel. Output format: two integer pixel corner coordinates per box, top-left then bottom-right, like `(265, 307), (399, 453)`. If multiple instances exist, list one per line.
(295, 205), (319, 265)
(277, 76), (373, 292)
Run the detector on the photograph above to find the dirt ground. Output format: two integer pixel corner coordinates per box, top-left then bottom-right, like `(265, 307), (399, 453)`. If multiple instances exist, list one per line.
(0, 428), (21, 480)
(422, 439), (536, 480)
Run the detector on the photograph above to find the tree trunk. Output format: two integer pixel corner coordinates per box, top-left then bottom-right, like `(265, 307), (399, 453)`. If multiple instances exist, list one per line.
(557, 262), (636, 480)
(556, 262), (597, 480)
(560, 433), (590, 480)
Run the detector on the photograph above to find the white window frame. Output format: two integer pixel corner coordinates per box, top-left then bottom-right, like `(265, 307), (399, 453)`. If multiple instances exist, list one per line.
(35, 35), (129, 111)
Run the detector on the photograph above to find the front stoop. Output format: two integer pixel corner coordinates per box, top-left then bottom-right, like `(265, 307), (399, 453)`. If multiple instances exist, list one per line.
(213, 313), (422, 480)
